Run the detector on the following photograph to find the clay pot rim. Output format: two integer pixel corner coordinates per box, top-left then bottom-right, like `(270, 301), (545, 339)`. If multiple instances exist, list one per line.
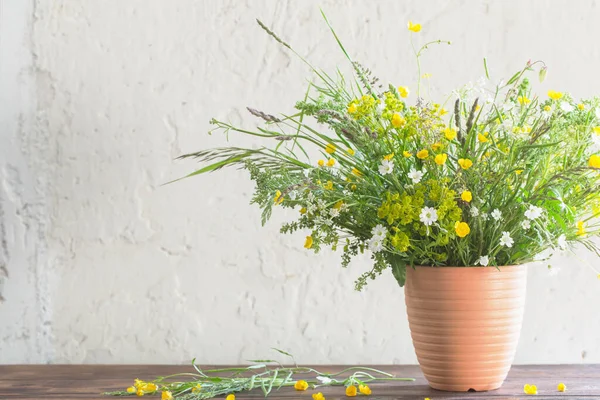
(411, 264), (523, 268)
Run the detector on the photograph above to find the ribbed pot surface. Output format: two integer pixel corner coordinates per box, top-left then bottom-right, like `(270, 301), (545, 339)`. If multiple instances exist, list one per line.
(405, 265), (527, 392)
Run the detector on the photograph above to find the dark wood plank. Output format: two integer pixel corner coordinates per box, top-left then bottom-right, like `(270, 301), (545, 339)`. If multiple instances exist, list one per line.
(1, 365), (598, 399)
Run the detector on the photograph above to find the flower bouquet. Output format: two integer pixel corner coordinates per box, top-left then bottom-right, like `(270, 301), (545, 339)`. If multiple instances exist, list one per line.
(176, 14), (600, 392)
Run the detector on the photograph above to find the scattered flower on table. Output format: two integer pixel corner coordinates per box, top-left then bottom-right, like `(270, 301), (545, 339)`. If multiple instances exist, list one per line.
(161, 391), (173, 400)
(557, 382), (567, 392)
(294, 380), (309, 391)
(312, 392), (326, 400)
(524, 384), (538, 395)
(358, 384), (372, 395)
(345, 385), (358, 397)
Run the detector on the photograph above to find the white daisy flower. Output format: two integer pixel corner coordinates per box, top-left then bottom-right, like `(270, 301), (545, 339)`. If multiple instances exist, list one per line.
(471, 206), (480, 217)
(524, 205), (543, 220)
(368, 237), (384, 253)
(560, 102), (574, 113)
(521, 220), (531, 230)
(499, 231), (514, 248)
(477, 255), (490, 266)
(408, 168), (424, 184)
(419, 207), (438, 226)
(371, 224), (388, 239)
(491, 209), (502, 221)
(379, 159), (394, 175)
(557, 234), (568, 251)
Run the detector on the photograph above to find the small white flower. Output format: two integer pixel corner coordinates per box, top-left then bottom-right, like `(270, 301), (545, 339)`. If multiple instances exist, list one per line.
(329, 208), (340, 218)
(548, 265), (561, 276)
(408, 168), (424, 184)
(307, 192), (315, 202)
(477, 255), (490, 266)
(316, 199), (327, 210)
(557, 234), (568, 251)
(316, 376), (332, 384)
(368, 237), (384, 253)
(419, 207), (438, 226)
(524, 205), (543, 220)
(288, 191), (297, 201)
(307, 203), (317, 214)
(521, 220), (531, 230)
(471, 206), (480, 217)
(379, 159), (394, 175)
(491, 209), (502, 221)
(560, 102), (574, 113)
(499, 231), (514, 248)
(371, 224), (387, 239)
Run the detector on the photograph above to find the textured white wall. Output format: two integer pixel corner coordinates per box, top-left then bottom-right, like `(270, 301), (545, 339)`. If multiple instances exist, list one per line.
(1, 0), (600, 365)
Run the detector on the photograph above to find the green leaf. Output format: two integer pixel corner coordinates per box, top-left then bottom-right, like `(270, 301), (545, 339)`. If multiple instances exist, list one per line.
(388, 254), (407, 287)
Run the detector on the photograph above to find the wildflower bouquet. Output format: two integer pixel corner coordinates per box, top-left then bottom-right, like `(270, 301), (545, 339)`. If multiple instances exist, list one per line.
(179, 15), (600, 289)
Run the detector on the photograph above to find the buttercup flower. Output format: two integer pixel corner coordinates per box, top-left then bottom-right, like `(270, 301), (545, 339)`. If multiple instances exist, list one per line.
(478, 132), (490, 143)
(455, 221), (471, 238)
(327, 158), (336, 167)
(127, 387), (136, 394)
(420, 207), (438, 226)
(557, 382), (567, 392)
(444, 127), (457, 140)
(407, 21), (421, 32)
(384, 153), (395, 161)
(435, 153), (448, 165)
(403, 150), (413, 157)
(325, 143), (336, 154)
(345, 385), (358, 397)
(318, 159), (325, 167)
(359, 384), (372, 395)
(500, 231), (514, 248)
(346, 148), (355, 156)
(458, 158), (473, 169)
(313, 392), (326, 400)
(398, 86), (410, 98)
(589, 154), (600, 168)
(578, 103), (585, 110)
(161, 391), (173, 400)
(478, 255), (489, 266)
(347, 103), (358, 114)
(391, 113), (406, 128)
(408, 168), (424, 184)
(294, 380), (309, 391)
(417, 149), (429, 159)
(461, 190), (472, 202)
(577, 220), (586, 236)
(304, 236), (313, 249)
(226, 395), (236, 400)
(518, 96), (531, 105)
(524, 384), (538, 395)
(548, 90), (563, 100)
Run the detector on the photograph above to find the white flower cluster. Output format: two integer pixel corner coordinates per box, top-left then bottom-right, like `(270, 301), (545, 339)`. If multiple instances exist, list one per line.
(368, 224), (387, 253)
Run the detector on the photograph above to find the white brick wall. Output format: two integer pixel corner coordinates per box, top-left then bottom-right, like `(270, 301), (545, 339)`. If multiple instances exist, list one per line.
(1, 0), (599, 364)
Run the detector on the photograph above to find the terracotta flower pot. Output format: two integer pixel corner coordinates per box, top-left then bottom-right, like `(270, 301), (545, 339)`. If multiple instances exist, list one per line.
(405, 265), (527, 392)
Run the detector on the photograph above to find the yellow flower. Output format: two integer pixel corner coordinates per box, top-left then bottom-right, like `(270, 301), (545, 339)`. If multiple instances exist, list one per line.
(577, 221), (586, 236)
(398, 86), (410, 98)
(327, 158), (336, 167)
(304, 236), (313, 249)
(274, 190), (284, 205)
(475, 104), (481, 111)
(300, 207), (307, 214)
(548, 90), (563, 100)
(351, 184), (357, 191)
(515, 169), (524, 175)
(434, 153), (448, 165)
(478, 132), (490, 143)
(294, 380), (309, 391)
(318, 159), (325, 167)
(347, 103), (358, 114)
(134, 379), (144, 389)
(333, 200), (345, 210)
(458, 158), (473, 170)
(417, 149), (429, 159)
(444, 127), (457, 140)
(345, 385), (358, 397)
(137, 389), (144, 397)
(192, 384), (202, 393)
(161, 391), (173, 400)
(439, 107), (448, 115)
(431, 142), (442, 151)
(384, 153), (395, 161)
(589, 154), (600, 168)
(594, 126), (600, 135)
(324, 180), (334, 190)
(403, 151), (413, 158)
(347, 148), (355, 156)
(544, 105), (552, 112)
(312, 393), (325, 400)
(351, 167), (362, 177)
(578, 103), (585, 110)
(325, 143), (336, 154)
(407, 21), (421, 32)
(557, 382), (567, 392)
(518, 96), (531, 105)
(524, 384), (538, 395)
(144, 383), (157, 392)
(127, 387), (136, 394)
(226, 395), (235, 400)
(461, 190), (472, 202)
(358, 384), (372, 395)
(391, 113), (406, 128)
(455, 221), (471, 238)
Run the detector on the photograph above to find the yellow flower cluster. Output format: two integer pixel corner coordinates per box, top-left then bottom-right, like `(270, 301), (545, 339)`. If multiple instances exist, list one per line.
(128, 379), (158, 397)
(347, 95), (378, 119)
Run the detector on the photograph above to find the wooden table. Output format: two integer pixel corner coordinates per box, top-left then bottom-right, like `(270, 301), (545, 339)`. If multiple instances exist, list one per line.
(1, 365), (598, 399)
